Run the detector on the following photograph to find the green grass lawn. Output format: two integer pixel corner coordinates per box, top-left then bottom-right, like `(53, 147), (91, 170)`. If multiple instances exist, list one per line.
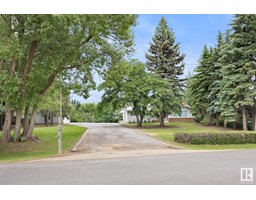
(0, 125), (86, 163)
(128, 122), (256, 150)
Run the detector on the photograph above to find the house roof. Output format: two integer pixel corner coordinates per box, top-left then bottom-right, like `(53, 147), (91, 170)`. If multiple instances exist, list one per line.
(182, 102), (191, 109)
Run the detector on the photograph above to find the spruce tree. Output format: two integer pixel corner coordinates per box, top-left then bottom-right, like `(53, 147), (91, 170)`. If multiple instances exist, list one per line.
(219, 30), (239, 128)
(232, 15), (256, 130)
(189, 45), (212, 123)
(207, 31), (224, 126)
(220, 15), (256, 130)
(145, 17), (185, 127)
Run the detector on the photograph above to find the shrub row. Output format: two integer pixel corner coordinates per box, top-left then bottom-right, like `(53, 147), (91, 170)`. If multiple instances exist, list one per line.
(173, 132), (256, 145)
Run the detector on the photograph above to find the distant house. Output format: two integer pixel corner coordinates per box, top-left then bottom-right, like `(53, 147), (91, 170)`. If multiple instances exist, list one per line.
(119, 106), (156, 124)
(168, 103), (194, 122)
(119, 103), (194, 124)
(35, 113), (70, 125)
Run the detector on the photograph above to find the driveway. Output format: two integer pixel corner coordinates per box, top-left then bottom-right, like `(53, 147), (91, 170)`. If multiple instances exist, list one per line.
(71, 123), (170, 152)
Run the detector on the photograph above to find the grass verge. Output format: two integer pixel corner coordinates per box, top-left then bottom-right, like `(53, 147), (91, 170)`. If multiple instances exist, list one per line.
(127, 122), (256, 150)
(0, 125), (86, 163)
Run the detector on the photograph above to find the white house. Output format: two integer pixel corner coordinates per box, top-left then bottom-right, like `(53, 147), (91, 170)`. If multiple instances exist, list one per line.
(35, 113), (70, 125)
(168, 103), (194, 121)
(119, 103), (194, 124)
(119, 106), (156, 124)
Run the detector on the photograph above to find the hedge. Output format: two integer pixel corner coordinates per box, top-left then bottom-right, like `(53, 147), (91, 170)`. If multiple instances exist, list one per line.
(173, 132), (256, 145)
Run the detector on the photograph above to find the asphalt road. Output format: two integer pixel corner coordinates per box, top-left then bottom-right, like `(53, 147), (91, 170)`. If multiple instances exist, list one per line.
(0, 149), (256, 185)
(72, 123), (170, 152)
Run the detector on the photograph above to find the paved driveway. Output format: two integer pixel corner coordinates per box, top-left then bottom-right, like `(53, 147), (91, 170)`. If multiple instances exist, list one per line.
(71, 123), (170, 152)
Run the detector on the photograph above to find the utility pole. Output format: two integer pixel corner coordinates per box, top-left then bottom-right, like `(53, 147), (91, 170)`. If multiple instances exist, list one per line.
(57, 87), (62, 155)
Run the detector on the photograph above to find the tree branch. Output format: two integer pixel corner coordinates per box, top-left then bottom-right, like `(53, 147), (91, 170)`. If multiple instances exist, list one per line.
(0, 14), (8, 24)
(39, 70), (60, 96)
(20, 40), (38, 101)
(79, 34), (93, 48)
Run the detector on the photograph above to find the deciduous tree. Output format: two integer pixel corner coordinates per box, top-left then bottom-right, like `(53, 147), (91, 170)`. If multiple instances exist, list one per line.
(0, 14), (137, 143)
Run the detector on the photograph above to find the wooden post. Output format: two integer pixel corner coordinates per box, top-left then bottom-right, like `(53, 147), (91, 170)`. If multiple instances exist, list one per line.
(57, 125), (62, 155)
(57, 87), (62, 155)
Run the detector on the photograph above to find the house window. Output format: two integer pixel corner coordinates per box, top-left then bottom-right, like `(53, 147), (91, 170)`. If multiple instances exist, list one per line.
(181, 110), (188, 118)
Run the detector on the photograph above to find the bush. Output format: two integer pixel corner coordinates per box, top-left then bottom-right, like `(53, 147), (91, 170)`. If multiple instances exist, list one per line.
(173, 132), (256, 145)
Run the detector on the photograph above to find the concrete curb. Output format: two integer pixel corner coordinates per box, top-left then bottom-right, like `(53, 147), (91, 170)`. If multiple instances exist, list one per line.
(71, 129), (89, 152)
(134, 129), (184, 150)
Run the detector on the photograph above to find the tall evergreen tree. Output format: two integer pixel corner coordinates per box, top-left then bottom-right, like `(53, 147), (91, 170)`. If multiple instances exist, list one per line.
(145, 17), (185, 127)
(220, 15), (256, 130)
(207, 31), (224, 126)
(189, 45), (212, 123)
(219, 30), (239, 128)
(231, 15), (256, 131)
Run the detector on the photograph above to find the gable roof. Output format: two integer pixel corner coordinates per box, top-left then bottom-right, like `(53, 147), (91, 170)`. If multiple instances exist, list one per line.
(182, 102), (191, 109)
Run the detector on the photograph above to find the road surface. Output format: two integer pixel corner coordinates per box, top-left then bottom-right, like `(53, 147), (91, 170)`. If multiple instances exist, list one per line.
(0, 149), (255, 184)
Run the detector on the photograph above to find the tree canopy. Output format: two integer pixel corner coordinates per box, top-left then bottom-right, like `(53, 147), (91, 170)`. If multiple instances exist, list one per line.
(0, 14), (137, 143)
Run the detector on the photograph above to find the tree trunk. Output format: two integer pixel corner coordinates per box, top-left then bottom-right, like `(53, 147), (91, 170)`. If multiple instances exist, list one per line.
(2, 106), (13, 143)
(139, 114), (144, 127)
(233, 122), (237, 129)
(136, 115), (141, 127)
(159, 111), (165, 127)
(50, 112), (54, 126)
(22, 106), (29, 135)
(241, 105), (248, 131)
(44, 111), (49, 126)
(209, 114), (212, 125)
(252, 101), (256, 131)
(44, 114), (47, 125)
(215, 114), (219, 127)
(25, 107), (38, 140)
(2, 59), (18, 143)
(0, 114), (3, 130)
(252, 113), (255, 131)
(14, 109), (22, 142)
(224, 120), (227, 128)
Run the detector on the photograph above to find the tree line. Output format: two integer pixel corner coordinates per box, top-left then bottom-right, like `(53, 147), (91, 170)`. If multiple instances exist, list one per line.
(187, 14), (256, 131)
(0, 14), (137, 143)
(70, 101), (118, 123)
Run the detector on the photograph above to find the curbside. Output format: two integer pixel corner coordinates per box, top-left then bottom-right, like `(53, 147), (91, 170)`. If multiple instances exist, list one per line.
(71, 129), (89, 152)
(134, 129), (183, 149)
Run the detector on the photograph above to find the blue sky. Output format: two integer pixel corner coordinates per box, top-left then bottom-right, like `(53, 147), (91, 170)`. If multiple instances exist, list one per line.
(73, 14), (234, 103)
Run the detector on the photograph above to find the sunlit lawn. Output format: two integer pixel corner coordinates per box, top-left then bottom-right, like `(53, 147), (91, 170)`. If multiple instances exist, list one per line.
(0, 125), (86, 163)
(127, 122), (256, 150)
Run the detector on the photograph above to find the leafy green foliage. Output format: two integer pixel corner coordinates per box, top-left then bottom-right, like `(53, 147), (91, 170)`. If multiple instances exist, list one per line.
(69, 102), (118, 123)
(0, 14), (137, 142)
(99, 60), (151, 125)
(99, 59), (176, 126)
(94, 102), (119, 123)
